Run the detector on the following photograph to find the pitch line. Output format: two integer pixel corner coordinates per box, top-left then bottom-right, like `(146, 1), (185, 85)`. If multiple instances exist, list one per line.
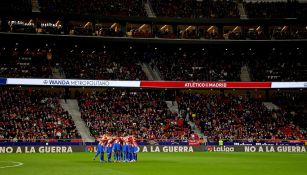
(0, 161), (24, 169)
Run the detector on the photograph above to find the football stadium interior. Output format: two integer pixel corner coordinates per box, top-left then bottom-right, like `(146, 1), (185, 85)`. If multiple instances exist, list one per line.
(0, 0), (306, 175)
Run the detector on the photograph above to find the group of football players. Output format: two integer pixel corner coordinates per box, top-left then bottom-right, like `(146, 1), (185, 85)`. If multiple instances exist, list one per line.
(93, 134), (138, 162)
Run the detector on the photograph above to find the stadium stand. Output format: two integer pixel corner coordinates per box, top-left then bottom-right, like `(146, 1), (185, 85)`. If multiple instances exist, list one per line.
(0, 88), (80, 141)
(38, 0), (147, 17)
(177, 92), (306, 141)
(150, 48), (242, 81)
(0, 43), (306, 81)
(0, 0), (306, 145)
(272, 91), (307, 131)
(244, 1), (307, 19)
(150, 0), (239, 18)
(77, 89), (191, 140)
(249, 47), (307, 81)
(0, 47), (52, 78)
(60, 48), (147, 80)
(0, 0), (32, 15)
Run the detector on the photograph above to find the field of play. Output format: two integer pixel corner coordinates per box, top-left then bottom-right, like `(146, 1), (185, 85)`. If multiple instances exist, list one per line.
(0, 152), (306, 175)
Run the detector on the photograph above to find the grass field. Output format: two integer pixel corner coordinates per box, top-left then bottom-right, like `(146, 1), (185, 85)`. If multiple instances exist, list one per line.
(0, 152), (306, 175)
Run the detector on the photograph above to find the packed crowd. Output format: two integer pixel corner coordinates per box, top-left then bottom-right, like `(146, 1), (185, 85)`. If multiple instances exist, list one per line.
(178, 92), (306, 141)
(272, 91), (307, 131)
(249, 47), (307, 81)
(150, 0), (239, 18)
(0, 0), (31, 15)
(78, 89), (191, 140)
(60, 48), (147, 80)
(0, 88), (80, 142)
(38, 0), (146, 17)
(244, 1), (307, 18)
(1, 43), (306, 82)
(150, 48), (242, 81)
(0, 47), (52, 78)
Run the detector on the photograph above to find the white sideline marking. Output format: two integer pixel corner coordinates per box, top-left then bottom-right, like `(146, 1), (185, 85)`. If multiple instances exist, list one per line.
(0, 161), (24, 169)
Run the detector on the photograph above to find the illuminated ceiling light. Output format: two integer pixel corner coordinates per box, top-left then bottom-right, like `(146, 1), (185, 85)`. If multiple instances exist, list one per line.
(281, 26), (287, 32)
(110, 23), (117, 29)
(232, 26), (239, 32)
(160, 25), (167, 30)
(27, 19), (32, 25)
(185, 26), (192, 31)
(55, 20), (60, 26)
(256, 26), (261, 31)
(84, 22), (90, 28)
(207, 26), (214, 32)
(138, 24), (146, 30)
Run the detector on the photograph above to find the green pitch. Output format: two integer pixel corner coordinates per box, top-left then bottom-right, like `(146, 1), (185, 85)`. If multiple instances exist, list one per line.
(0, 152), (306, 175)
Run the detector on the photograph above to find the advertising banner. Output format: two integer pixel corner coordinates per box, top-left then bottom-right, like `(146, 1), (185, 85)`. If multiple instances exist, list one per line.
(0, 145), (306, 154)
(0, 146), (83, 153)
(6, 78), (140, 87)
(2, 78), (307, 89)
(204, 145), (307, 153)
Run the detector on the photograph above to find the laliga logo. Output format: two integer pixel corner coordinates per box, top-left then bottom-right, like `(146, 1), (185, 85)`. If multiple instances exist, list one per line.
(85, 146), (94, 152)
(205, 146), (213, 152)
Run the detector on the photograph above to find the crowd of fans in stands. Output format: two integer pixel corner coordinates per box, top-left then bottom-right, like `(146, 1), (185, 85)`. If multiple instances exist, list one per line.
(60, 48), (147, 80)
(150, 0), (239, 18)
(2, 0), (307, 19)
(78, 89), (191, 140)
(150, 48), (242, 81)
(38, 0), (146, 17)
(0, 87), (305, 142)
(178, 92), (306, 141)
(249, 47), (307, 81)
(1, 44), (306, 82)
(0, 88), (80, 142)
(244, 1), (307, 19)
(272, 91), (307, 130)
(0, 47), (52, 78)
(0, 0), (32, 15)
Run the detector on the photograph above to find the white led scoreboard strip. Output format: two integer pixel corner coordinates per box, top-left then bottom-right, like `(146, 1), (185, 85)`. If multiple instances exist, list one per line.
(4, 78), (140, 87)
(1, 78), (307, 89)
(271, 82), (307, 88)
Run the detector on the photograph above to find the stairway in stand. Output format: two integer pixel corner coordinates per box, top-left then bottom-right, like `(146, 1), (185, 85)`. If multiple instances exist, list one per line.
(31, 0), (40, 12)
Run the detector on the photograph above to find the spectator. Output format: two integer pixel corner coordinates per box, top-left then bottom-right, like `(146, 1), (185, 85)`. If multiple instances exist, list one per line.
(0, 87), (80, 142)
